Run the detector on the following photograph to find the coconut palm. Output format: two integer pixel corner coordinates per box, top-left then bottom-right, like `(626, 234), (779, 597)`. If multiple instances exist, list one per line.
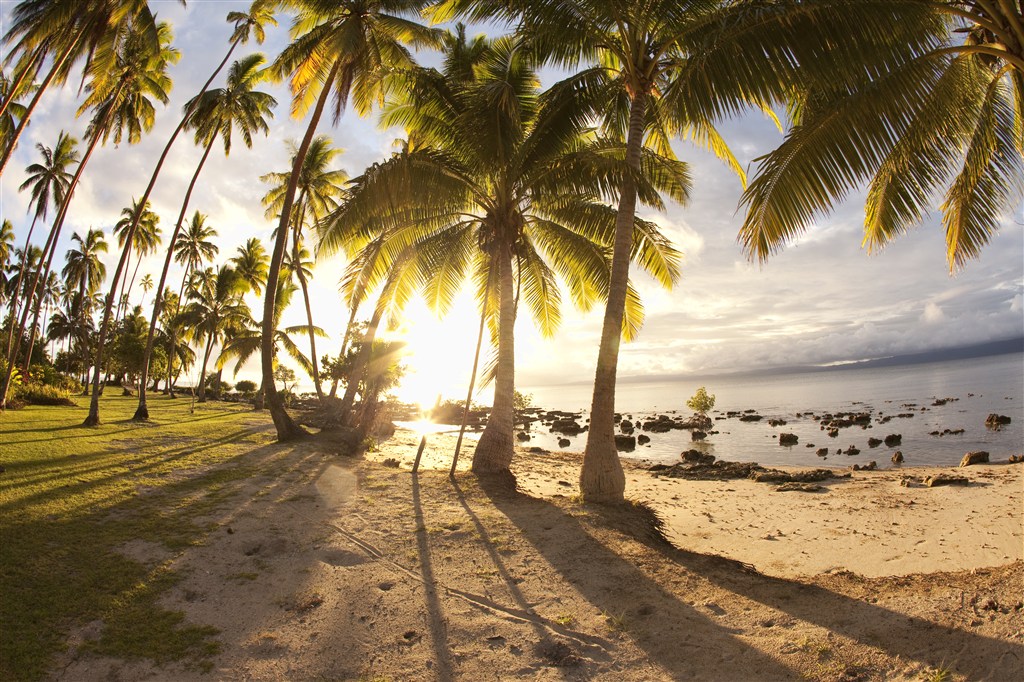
(134, 53), (275, 420)
(261, 135), (348, 400)
(230, 238), (270, 296)
(0, 0), (185, 175)
(62, 229), (108, 301)
(113, 198), (161, 320)
(180, 265), (250, 403)
(260, 0), (441, 440)
(735, 1), (1024, 271)
(321, 31), (683, 475)
(0, 219), (13, 310)
(0, 71), (30, 160)
(138, 273), (154, 306)
(1, 132), (78, 387)
(80, 19), (179, 425)
(218, 278), (325, 386)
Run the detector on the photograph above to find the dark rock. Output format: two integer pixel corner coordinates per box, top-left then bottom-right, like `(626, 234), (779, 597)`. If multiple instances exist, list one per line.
(648, 463), (671, 472)
(738, 414), (763, 422)
(779, 433), (799, 445)
(550, 419), (583, 435)
(883, 434), (902, 447)
(775, 482), (824, 492)
(528, 446), (546, 453)
(614, 435), (636, 452)
(637, 434), (650, 445)
(925, 473), (969, 487)
(816, 448), (828, 457)
(691, 430), (707, 441)
(619, 420), (634, 435)
(681, 414), (712, 430)
(768, 418), (788, 427)
(680, 450), (715, 465)
(516, 432), (530, 442)
(1009, 454), (1024, 464)
(558, 438), (570, 448)
(986, 414), (1012, 426)
(845, 446), (860, 456)
(750, 468), (848, 484)
(852, 461), (877, 471)
(959, 451), (989, 467)
(891, 450), (904, 464)
(867, 438), (882, 448)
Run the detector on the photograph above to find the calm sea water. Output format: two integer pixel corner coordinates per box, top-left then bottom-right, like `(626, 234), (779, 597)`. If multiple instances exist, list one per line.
(513, 353), (1024, 469)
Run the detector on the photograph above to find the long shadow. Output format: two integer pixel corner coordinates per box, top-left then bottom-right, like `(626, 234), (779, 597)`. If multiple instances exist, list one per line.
(479, 480), (800, 679)
(411, 472), (456, 681)
(562, 492), (1023, 681)
(644, 529), (1024, 680)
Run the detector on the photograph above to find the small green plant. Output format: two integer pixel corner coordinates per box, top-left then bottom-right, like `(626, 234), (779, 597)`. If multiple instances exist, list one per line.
(924, 664), (954, 682)
(554, 613), (576, 626)
(602, 609), (628, 631)
(686, 386), (716, 415)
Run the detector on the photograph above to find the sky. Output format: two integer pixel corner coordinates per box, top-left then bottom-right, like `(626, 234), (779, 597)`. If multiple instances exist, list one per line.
(2, 1), (1022, 407)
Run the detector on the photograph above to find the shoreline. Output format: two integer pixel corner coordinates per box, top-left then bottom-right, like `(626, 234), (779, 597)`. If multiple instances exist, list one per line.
(372, 426), (1024, 579)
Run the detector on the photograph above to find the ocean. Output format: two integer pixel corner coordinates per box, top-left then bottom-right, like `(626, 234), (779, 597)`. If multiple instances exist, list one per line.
(486, 353), (1024, 469)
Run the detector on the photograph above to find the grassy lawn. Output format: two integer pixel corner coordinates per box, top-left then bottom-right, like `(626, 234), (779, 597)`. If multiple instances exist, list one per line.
(0, 393), (276, 681)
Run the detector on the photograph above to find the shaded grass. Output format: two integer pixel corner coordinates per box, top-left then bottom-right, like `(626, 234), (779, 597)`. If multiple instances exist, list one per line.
(0, 394), (274, 681)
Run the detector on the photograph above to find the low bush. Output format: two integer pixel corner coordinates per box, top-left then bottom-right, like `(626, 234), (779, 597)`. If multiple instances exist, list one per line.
(14, 381), (78, 407)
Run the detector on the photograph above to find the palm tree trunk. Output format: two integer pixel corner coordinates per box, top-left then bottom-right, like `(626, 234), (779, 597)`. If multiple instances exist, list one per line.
(261, 62), (342, 441)
(0, 37), (79, 176)
(4, 214), (40, 352)
(338, 304), (383, 424)
(0, 43), (43, 120)
(471, 243), (516, 477)
(197, 335), (213, 403)
(0, 113), (107, 408)
(579, 92), (647, 503)
(21, 293), (43, 373)
(134, 135), (216, 420)
(290, 205), (323, 400)
(329, 299), (363, 397)
(450, 301), (488, 477)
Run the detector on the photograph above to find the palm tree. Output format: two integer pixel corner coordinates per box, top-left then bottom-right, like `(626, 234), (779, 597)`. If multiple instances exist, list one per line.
(113, 198), (160, 320)
(81, 19), (179, 426)
(180, 265), (250, 403)
(0, 17), (180, 409)
(321, 31), (682, 475)
(62, 229), (108, 302)
(138, 273), (154, 306)
(261, 135), (348, 400)
(0, 71), (30, 158)
(0, 0), (185, 174)
(0, 219), (13, 311)
(260, 0), (441, 441)
(218, 278), (325, 389)
(133, 53), (277, 420)
(230, 238), (270, 297)
(735, 1), (1024, 271)
(2, 132), (78, 384)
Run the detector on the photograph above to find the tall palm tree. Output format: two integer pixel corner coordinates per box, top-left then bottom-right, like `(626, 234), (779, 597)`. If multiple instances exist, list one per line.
(3, 132), (77, 369)
(0, 17), (179, 409)
(260, 0), (441, 441)
(230, 238), (270, 297)
(138, 273), (154, 306)
(81, 19), (179, 426)
(0, 219), (13, 311)
(261, 135), (348, 400)
(735, 1), (1024, 271)
(62, 229), (108, 302)
(0, 71), (30, 158)
(321, 31), (683, 475)
(134, 53), (276, 420)
(180, 265), (250, 403)
(113, 198), (161, 320)
(0, 0), (185, 175)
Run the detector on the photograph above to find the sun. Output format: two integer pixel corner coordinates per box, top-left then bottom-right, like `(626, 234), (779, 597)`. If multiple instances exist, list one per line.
(386, 293), (489, 408)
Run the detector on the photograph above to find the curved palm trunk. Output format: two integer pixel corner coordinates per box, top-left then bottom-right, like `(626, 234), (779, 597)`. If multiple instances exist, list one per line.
(290, 209), (323, 400)
(450, 302), (488, 477)
(330, 298), (363, 397)
(0, 44), (44, 120)
(0, 38), (79, 176)
(339, 305), (383, 424)
(471, 244), (516, 476)
(580, 93), (647, 503)
(261, 63), (342, 441)
(2, 214), (40, 368)
(0, 113), (108, 408)
(134, 135), (216, 420)
(21, 293), (44, 372)
(197, 334), (214, 403)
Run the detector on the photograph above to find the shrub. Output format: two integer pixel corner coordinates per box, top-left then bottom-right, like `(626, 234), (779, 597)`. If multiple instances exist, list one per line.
(234, 380), (257, 395)
(686, 386), (716, 415)
(14, 382), (78, 407)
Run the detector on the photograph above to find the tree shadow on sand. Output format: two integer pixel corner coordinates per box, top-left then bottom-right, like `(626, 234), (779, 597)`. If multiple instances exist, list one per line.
(477, 477), (1023, 680)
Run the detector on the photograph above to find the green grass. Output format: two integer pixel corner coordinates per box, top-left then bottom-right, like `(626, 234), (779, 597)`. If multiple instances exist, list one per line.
(0, 393), (275, 681)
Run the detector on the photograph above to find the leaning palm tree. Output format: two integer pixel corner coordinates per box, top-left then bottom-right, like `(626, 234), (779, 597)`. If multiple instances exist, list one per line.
(260, 0), (441, 441)
(261, 135), (348, 400)
(134, 53), (276, 420)
(0, 0), (185, 175)
(180, 265), (251, 403)
(321, 31), (683, 476)
(735, 1), (1024, 271)
(80, 19), (179, 426)
(3, 132), (78, 371)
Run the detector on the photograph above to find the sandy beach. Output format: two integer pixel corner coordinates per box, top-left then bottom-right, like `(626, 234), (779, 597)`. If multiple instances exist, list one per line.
(52, 422), (1024, 681)
(374, 428), (1024, 579)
